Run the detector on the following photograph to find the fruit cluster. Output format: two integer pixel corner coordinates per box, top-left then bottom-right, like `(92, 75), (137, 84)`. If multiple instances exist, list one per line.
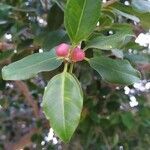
(55, 43), (85, 62)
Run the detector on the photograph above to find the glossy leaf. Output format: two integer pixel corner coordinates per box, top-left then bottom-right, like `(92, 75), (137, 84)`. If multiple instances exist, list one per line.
(89, 56), (141, 85)
(108, 2), (150, 29)
(86, 24), (133, 50)
(2, 49), (62, 80)
(64, 0), (101, 44)
(42, 72), (83, 142)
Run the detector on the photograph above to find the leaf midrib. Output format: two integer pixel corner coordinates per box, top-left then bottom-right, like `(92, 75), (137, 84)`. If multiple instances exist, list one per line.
(74, 0), (87, 42)
(91, 60), (139, 80)
(4, 56), (57, 75)
(61, 73), (67, 139)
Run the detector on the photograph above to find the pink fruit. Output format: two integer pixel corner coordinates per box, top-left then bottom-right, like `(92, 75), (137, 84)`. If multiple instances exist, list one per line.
(71, 47), (85, 62)
(55, 43), (70, 57)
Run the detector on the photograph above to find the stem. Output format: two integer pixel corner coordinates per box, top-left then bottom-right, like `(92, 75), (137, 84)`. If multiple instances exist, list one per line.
(84, 57), (90, 62)
(69, 63), (74, 73)
(83, 47), (88, 51)
(63, 63), (68, 72)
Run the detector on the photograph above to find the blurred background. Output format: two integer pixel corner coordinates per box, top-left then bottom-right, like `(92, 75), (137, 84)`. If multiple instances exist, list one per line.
(0, 0), (150, 150)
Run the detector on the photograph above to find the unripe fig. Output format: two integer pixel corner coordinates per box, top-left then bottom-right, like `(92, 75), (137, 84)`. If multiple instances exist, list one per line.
(55, 43), (70, 57)
(71, 47), (85, 62)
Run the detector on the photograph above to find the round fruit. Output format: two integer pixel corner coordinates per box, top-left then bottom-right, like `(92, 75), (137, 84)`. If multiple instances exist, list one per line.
(71, 47), (85, 62)
(55, 43), (70, 57)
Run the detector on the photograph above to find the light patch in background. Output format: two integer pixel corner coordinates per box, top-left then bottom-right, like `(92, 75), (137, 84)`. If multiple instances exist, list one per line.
(135, 32), (150, 49)
(145, 82), (150, 90)
(4, 33), (12, 41)
(124, 80), (150, 108)
(45, 128), (54, 142)
(37, 16), (47, 27)
(14, 49), (17, 53)
(39, 49), (44, 53)
(6, 83), (14, 89)
(102, 0), (107, 3)
(130, 96), (138, 107)
(124, 86), (130, 95)
(96, 21), (100, 26)
(134, 81), (150, 92)
(124, 1), (130, 6)
(44, 128), (59, 146)
(41, 141), (46, 146)
(109, 30), (114, 35)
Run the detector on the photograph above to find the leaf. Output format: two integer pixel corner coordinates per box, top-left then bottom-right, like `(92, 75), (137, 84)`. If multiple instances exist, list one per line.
(99, 14), (113, 28)
(86, 24), (133, 50)
(34, 29), (69, 51)
(47, 3), (64, 31)
(0, 3), (12, 11)
(42, 72), (83, 142)
(124, 53), (150, 64)
(121, 112), (135, 130)
(89, 56), (141, 85)
(42, 30), (69, 51)
(112, 134), (119, 147)
(122, 41), (145, 51)
(108, 2), (150, 29)
(132, 0), (150, 13)
(111, 49), (124, 59)
(64, 0), (101, 44)
(2, 49), (62, 80)
(113, 9), (140, 22)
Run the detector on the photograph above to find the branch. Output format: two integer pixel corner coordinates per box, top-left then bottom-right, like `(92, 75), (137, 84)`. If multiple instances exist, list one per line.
(15, 81), (39, 118)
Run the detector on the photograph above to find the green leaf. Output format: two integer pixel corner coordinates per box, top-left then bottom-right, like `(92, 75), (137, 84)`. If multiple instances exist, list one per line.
(47, 4), (64, 31)
(34, 30), (69, 51)
(113, 9), (140, 22)
(89, 56), (141, 85)
(99, 14), (113, 28)
(2, 49), (62, 80)
(124, 53), (150, 64)
(121, 112), (135, 130)
(132, 0), (150, 13)
(86, 24), (133, 50)
(108, 2), (150, 29)
(42, 72), (83, 142)
(64, 0), (101, 44)
(122, 41), (145, 51)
